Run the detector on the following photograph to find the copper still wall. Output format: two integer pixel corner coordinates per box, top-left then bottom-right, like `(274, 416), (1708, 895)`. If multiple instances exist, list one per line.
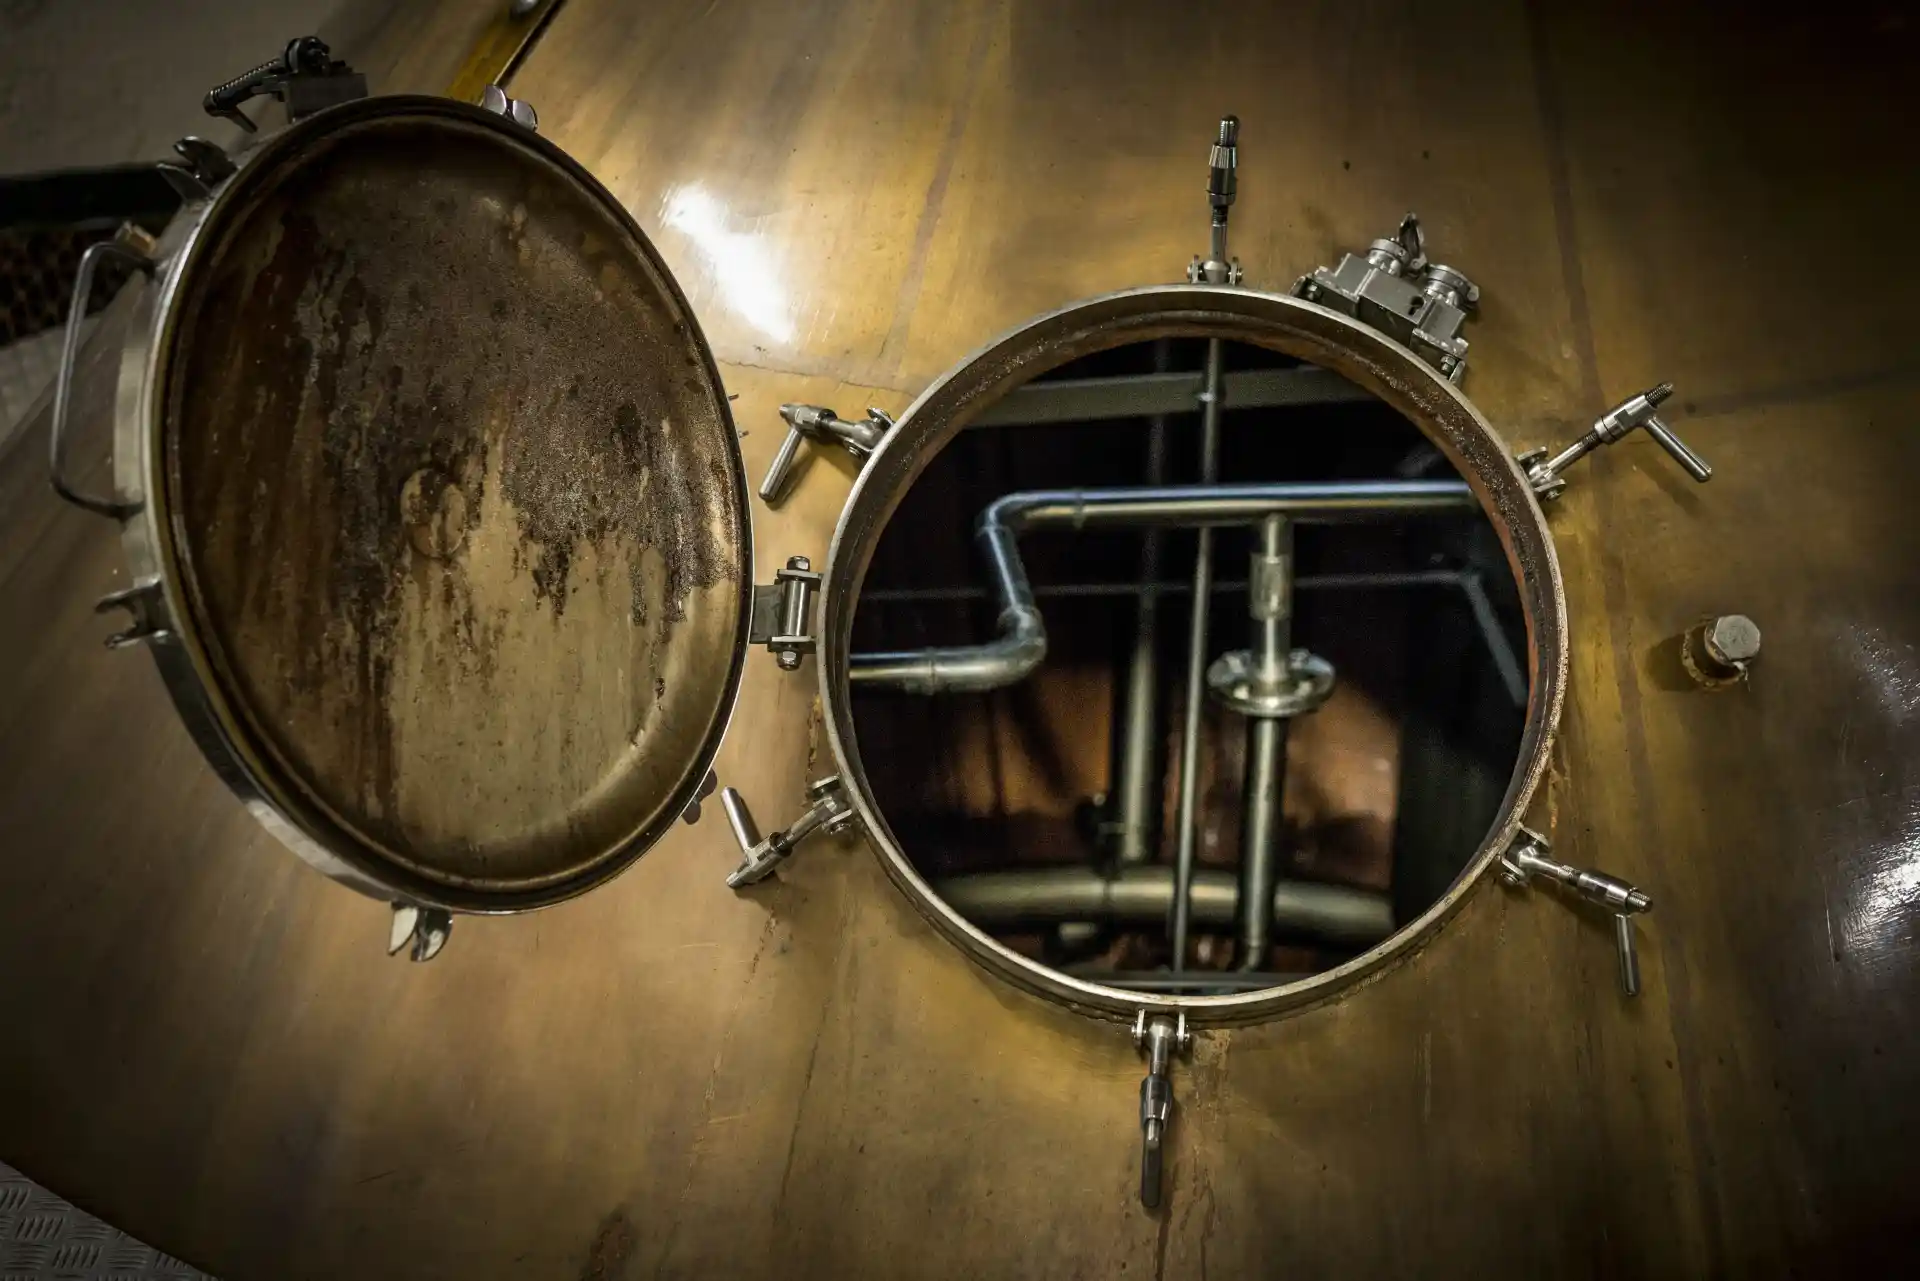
(2, 0), (1918, 1277)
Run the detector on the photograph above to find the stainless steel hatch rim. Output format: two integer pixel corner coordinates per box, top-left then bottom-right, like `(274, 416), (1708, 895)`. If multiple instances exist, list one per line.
(107, 95), (753, 914)
(819, 285), (1567, 1025)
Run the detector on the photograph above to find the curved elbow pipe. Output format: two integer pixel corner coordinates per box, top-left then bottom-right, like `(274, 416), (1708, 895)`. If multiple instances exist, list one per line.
(848, 480), (1474, 694)
(849, 492), (1048, 694)
(848, 604), (1045, 693)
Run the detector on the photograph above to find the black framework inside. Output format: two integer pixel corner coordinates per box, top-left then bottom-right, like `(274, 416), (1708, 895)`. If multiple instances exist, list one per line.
(849, 338), (1528, 994)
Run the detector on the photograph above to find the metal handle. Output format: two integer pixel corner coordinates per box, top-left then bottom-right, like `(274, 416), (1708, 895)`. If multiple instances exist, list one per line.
(1524, 382), (1710, 499)
(720, 787), (762, 854)
(721, 777), (852, 888)
(759, 422), (810, 504)
(1131, 1011), (1190, 1209)
(1499, 828), (1652, 998)
(50, 239), (152, 519)
(759, 404), (894, 507)
(1614, 913), (1642, 998)
(1642, 414), (1712, 482)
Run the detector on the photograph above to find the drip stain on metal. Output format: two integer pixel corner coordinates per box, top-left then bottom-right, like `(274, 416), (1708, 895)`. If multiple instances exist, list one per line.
(157, 109), (746, 899)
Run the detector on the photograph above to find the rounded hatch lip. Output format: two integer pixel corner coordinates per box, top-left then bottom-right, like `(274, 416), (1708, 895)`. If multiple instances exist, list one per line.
(816, 285), (1567, 1024)
(136, 95), (754, 913)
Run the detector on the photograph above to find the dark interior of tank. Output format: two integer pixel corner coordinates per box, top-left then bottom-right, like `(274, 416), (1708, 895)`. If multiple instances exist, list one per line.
(849, 338), (1529, 994)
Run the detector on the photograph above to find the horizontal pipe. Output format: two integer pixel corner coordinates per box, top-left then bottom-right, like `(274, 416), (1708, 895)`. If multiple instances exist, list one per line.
(857, 569), (1468, 604)
(1004, 480), (1476, 531)
(855, 566), (1528, 709)
(932, 865), (1393, 947)
(968, 365), (1371, 427)
(849, 480), (1476, 694)
(844, 603), (1045, 693)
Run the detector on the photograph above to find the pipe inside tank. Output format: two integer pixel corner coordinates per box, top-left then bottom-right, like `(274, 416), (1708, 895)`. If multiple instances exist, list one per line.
(932, 865), (1393, 948)
(848, 478), (1478, 694)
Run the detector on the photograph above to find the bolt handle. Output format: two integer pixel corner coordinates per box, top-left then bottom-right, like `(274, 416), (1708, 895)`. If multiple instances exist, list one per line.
(1640, 415), (1711, 482)
(1526, 382), (1711, 499)
(721, 778), (853, 888)
(759, 404), (894, 507)
(1501, 830), (1651, 998)
(1131, 1012), (1192, 1208)
(1188, 115), (1244, 284)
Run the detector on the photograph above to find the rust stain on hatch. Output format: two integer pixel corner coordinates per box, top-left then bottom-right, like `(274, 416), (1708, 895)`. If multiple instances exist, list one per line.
(164, 114), (743, 894)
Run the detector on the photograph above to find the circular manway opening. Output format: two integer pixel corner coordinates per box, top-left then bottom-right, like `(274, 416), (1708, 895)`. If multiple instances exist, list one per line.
(848, 337), (1533, 1002)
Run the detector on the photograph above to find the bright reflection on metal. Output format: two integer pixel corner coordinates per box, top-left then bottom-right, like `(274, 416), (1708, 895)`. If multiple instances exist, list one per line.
(1834, 623), (1920, 971)
(660, 185), (793, 342)
(1843, 818), (1920, 972)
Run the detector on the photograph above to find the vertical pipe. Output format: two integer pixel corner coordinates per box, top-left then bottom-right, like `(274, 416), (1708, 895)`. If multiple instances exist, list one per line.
(1115, 341), (1171, 866)
(1169, 338), (1226, 969)
(1237, 514), (1292, 969)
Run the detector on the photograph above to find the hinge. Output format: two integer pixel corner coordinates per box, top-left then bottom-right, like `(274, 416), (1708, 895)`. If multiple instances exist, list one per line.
(718, 776), (855, 887)
(749, 556), (821, 671)
(95, 579), (172, 650)
(1132, 1011), (1193, 1208)
(1498, 826), (1652, 996)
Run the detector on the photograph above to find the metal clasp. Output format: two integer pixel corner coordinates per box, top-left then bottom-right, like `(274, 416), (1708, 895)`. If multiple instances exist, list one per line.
(1132, 1011), (1192, 1208)
(759, 404), (895, 507)
(95, 579), (171, 650)
(479, 84), (539, 131)
(1520, 382), (1711, 501)
(1499, 826), (1652, 997)
(719, 776), (856, 888)
(387, 904), (452, 963)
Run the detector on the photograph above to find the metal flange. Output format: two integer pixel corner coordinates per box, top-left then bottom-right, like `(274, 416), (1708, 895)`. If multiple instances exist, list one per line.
(1205, 648), (1335, 719)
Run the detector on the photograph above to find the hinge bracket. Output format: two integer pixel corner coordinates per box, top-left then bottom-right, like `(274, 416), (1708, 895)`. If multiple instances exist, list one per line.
(749, 556), (821, 670)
